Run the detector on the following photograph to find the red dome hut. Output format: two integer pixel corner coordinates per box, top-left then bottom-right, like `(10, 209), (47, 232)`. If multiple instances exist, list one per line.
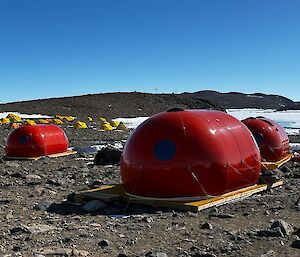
(121, 110), (261, 200)
(5, 124), (69, 158)
(242, 117), (289, 162)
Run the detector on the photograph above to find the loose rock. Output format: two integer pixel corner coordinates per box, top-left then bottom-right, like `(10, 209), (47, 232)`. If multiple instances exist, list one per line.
(33, 202), (52, 211)
(142, 216), (154, 223)
(93, 146), (122, 165)
(145, 251), (168, 257)
(200, 222), (214, 230)
(270, 220), (294, 236)
(260, 250), (275, 257)
(10, 226), (31, 235)
(98, 239), (109, 248)
(5, 161), (20, 168)
(191, 253), (217, 257)
(257, 227), (284, 237)
(72, 249), (90, 256)
(36, 247), (89, 256)
(209, 212), (234, 218)
(82, 200), (106, 212)
(291, 239), (300, 249)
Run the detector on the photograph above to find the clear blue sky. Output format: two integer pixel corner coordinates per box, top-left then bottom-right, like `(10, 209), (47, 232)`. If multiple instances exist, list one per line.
(0, 0), (299, 102)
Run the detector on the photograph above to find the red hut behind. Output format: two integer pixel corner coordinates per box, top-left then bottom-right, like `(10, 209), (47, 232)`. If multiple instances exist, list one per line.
(5, 124), (69, 158)
(242, 117), (289, 162)
(121, 110), (261, 200)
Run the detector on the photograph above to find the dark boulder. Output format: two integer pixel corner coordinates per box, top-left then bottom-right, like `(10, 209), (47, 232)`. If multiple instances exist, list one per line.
(93, 146), (122, 165)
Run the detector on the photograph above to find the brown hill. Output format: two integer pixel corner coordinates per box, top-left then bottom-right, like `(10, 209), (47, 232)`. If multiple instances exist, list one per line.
(0, 92), (222, 119)
(183, 90), (294, 109)
(277, 102), (300, 111)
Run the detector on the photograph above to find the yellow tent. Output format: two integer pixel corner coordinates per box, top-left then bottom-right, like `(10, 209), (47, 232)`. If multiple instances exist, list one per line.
(9, 123), (21, 129)
(101, 122), (113, 131)
(110, 120), (120, 127)
(116, 122), (128, 131)
(99, 117), (107, 122)
(25, 119), (36, 125)
(55, 114), (64, 120)
(7, 114), (22, 123)
(74, 121), (87, 129)
(55, 115), (75, 122)
(1, 117), (10, 124)
(53, 118), (63, 124)
(38, 119), (50, 124)
(65, 116), (75, 122)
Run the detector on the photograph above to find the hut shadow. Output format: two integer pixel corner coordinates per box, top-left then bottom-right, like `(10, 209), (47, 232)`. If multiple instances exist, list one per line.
(46, 200), (172, 216)
(46, 201), (86, 215)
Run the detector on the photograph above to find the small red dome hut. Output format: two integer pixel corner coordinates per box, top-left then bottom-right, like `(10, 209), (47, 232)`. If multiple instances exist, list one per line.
(242, 117), (289, 162)
(5, 124), (69, 158)
(121, 110), (261, 200)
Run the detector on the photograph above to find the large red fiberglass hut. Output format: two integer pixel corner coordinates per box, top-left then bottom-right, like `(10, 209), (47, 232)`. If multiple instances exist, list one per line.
(5, 124), (69, 158)
(242, 117), (289, 162)
(121, 110), (261, 200)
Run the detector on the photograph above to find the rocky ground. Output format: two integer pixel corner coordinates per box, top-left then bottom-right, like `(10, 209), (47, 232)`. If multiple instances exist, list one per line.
(0, 120), (299, 257)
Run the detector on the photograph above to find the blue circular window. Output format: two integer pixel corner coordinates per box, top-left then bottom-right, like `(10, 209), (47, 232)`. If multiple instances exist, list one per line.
(19, 135), (29, 144)
(154, 139), (176, 161)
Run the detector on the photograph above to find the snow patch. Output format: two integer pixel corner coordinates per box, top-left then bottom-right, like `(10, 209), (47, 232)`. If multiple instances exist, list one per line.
(227, 109), (300, 135)
(0, 112), (52, 119)
(114, 116), (149, 129)
(2, 109), (298, 136)
(115, 109), (300, 136)
(246, 95), (263, 99)
(290, 143), (300, 152)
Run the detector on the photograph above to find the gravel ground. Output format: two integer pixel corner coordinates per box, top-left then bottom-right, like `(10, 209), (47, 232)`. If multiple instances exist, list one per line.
(0, 123), (299, 257)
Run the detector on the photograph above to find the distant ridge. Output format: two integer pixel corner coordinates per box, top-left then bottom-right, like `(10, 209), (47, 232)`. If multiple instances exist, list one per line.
(0, 92), (222, 120)
(183, 90), (294, 109)
(0, 91), (298, 119)
(277, 101), (300, 111)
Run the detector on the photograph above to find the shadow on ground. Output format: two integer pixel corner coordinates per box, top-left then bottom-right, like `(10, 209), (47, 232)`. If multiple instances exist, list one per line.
(46, 200), (171, 216)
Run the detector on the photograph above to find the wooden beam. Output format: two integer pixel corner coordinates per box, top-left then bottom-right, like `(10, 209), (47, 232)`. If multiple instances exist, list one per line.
(4, 149), (77, 161)
(77, 184), (125, 203)
(261, 153), (293, 170)
(128, 181), (283, 212)
(72, 181), (283, 212)
(4, 155), (41, 161)
(48, 149), (77, 158)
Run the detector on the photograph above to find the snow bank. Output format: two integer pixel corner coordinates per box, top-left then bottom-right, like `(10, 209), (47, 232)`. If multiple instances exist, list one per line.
(114, 116), (149, 129)
(227, 109), (300, 135)
(114, 109), (300, 135)
(2, 109), (299, 135)
(0, 112), (52, 119)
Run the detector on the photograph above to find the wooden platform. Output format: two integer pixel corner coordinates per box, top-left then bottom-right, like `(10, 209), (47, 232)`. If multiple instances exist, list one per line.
(261, 153), (293, 170)
(4, 149), (77, 161)
(71, 180), (283, 212)
(73, 184), (125, 203)
(48, 150), (77, 158)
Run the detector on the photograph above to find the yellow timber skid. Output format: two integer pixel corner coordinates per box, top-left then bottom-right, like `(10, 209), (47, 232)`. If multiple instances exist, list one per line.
(67, 152), (297, 212)
(68, 153), (296, 212)
(261, 153), (293, 170)
(4, 149), (77, 160)
(71, 180), (283, 212)
(5, 152), (291, 209)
